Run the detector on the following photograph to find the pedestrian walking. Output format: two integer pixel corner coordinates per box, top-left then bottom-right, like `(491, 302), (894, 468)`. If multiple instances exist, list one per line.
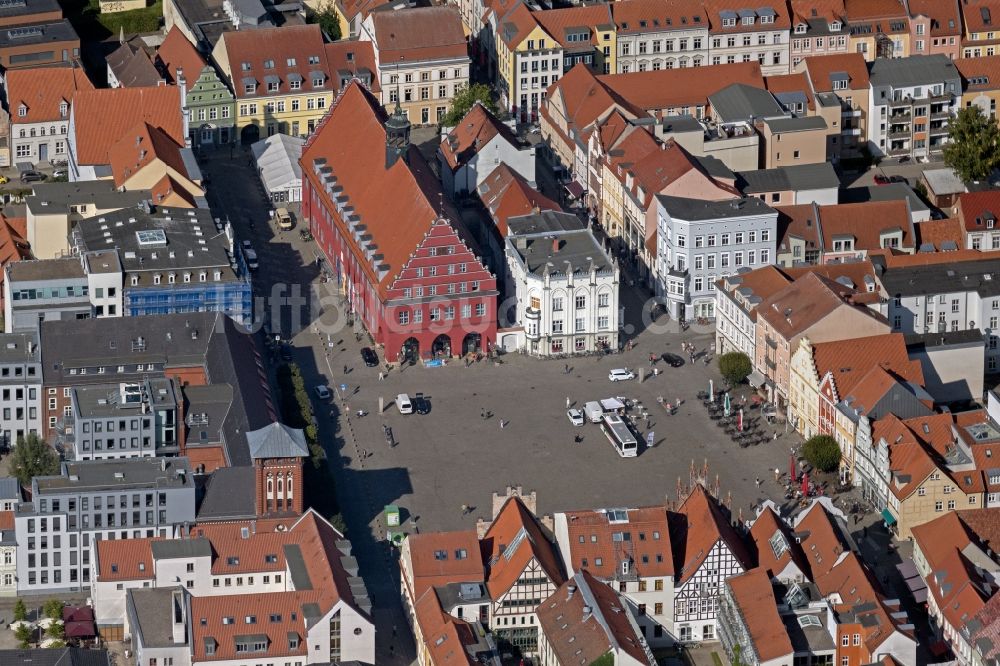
(480, 408), (486, 419)
(378, 371), (385, 381)
(460, 504), (469, 515)
(566, 396), (571, 409)
(774, 468), (781, 481)
(500, 419), (507, 429)
(343, 364), (348, 374)
(755, 477), (762, 488)
(564, 363), (569, 374)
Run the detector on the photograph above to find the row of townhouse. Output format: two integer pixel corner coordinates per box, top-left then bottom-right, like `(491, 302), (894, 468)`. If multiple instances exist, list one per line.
(403, 485), (918, 666)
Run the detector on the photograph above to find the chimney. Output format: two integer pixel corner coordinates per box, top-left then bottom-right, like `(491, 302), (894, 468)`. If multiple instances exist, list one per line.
(566, 584), (577, 600)
(551, 238), (560, 253)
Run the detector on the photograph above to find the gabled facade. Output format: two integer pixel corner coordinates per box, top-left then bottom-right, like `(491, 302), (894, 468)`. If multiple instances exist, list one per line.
(611, 0), (709, 73)
(6, 65), (92, 166)
(788, 0), (849, 66)
(155, 27), (235, 148)
(439, 101), (535, 196)
(301, 82), (498, 363)
(704, 0), (791, 75)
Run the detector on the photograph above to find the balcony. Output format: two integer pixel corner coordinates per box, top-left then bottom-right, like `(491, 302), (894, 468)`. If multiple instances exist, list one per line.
(930, 93), (952, 103)
(888, 146), (911, 157)
(765, 358), (777, 371)
(930, 110), (951, 120)
(930, 124), (949, 135)
(841, 105), (863, 117)
(888, 130), (910, 140)
(765, 337), (777, 349)
(888, 96), (913, 108)
(889, 111), (911, 122)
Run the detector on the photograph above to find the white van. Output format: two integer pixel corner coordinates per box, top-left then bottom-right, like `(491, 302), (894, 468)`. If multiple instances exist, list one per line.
(396, 393), (413, 414)
(276, 207), (293, 230)
(584, 401), (604, 423)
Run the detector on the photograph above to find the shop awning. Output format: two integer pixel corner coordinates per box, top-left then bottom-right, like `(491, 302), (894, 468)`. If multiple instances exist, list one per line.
(881, 508), (897, 526)
(565, 180), (585, 199)
(895, 559), (918, 580)
(912, 587), (928, 604)
(747, 370), (766, 388)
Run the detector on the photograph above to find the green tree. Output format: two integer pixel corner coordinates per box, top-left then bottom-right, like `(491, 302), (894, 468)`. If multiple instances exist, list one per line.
(309, 1), (342, 41)
(13, 598), (26, 622)
(10, 433), (59, 487)
(803, 435), (842, 473)
(15, 623), (32, 648)
(718, 352), (753, 386)
(943, 105), (1000, 182)
(43, 599), (63, 622)
(45, 621), (64, 641)
(441, 84), (499, 126)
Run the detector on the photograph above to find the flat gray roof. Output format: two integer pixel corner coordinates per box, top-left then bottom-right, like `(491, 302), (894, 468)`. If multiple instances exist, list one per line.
(128, 587), (185, 649)
(507, 218), (614, 277)
(25, 182), (151, 216)
(507, 210), (585, 236)
(870, 54), (959, 87)
(709, 83), (785, 123)
(0, 477), (20, 500)
(0, 19), (78, 47)
(74, 378), (176, 418)
(905, 329), (985, 350)
(661, 114), (703, 134)
(841, 183), (930, 213)
(657, 194), (777, 221)
(764, 115), (828, 132)
(196, 465), (256, 520)
(923, 168), (966, 196)
(7, 257), (85, 282)
(881, 256), (1000, 298)
(738, 163), (839, 193)
(0, 332), (39, 364)
(36, 457), (193, 494)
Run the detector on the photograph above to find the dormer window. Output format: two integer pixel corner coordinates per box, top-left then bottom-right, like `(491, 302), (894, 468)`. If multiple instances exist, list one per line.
(795, 23), (807, 33)
(312, 76), (324, 88)
(830, 20), (841, 30)
(742, 15), (754, 24)
(153, 274), (161, 285)
(17, 104), (26, 117)
(760, 14), (774, 23)
(59, 101), (68, 117)
(722, 17), (737, 26)
(168, 273), (176, 284)
(244, 83), (256, 95)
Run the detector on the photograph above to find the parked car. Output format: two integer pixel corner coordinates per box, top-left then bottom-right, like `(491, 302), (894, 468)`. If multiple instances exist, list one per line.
(567, 408), (584, 426)
(0, 175), (10, 184)
(888, 175), (907, 184)
(412, 393), (431, 414)
(314, 385), (331, 401)
(396, 393), (413, 414)
(51, 169), (67, 179)
(244, 249), (259, 271)
(360, 347), (379, 367)
(276, 207), (294, 230)
(874, 174), (891, 185)
(20, 170), (45, 183)
(661, 353), (685, 367)
(608, 368), (635, 382)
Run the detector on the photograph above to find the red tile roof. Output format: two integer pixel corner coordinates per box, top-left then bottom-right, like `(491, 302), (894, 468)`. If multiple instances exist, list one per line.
(912, 511), (994, 634)
(108, 122), (189, 188)
(817, 200), (916, 253)
(544, 63), (640, 141)
(154, 27), (207, 85)
(477, 163), (561, 236)
(71, 85), (183, 167)
(599, 62), (765, 113)
(844, 0), (908, 20)
(611, 0), (708, 34)
(336, 0), (395, 23)
(757, 271), (884, 340)
(672, 484), (750, 584)
(534, 4), (615, 49)
(726, 568), (793, 662)
(802, 53), (870, 92)
(960, 0), (998, 33)
(302, 82), (469, 299)
(440, 102), (521, 170)
(497, 2), (542, 49)
(958, 190), (1000, 232)
(749, 505), (809, 579)
(775, 203), (821, 253)
(908, 0), (962, 35)
(6, 66), (92, 125)
(559, 505), (673, 580)
(325, 40), (380, 93)
(96, 538), (157, 581)
(537, 571), (653, 664)
(915, 217), (963, 250)
(955, 56), (1000, 92)
(705, 0), (791, 30)
(370, 6), (467, 63)
(481, 496), (564, 598)
(790, 0), (846, 25)
(191, 593), (310, 662)
(412, 589), (479, 665)
(765, 72), (815, 110)
(404, 529), (484, 598)
(220, 25), (330, 100)
(811, 332), (922, 399)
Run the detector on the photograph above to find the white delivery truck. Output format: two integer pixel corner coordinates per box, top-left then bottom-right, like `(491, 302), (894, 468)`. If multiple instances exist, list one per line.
(584, 401), (604, 423)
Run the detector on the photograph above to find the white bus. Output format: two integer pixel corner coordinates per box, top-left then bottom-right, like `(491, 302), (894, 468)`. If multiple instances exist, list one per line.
(600, 413), (638, 457)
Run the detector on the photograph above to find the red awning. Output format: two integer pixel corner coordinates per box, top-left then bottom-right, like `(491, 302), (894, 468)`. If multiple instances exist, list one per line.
(564, 180), (585, 199)
(64, 620), (96, 638)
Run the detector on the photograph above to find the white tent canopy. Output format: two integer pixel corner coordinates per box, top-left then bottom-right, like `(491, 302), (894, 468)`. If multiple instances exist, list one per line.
(251, 134), (306, 203)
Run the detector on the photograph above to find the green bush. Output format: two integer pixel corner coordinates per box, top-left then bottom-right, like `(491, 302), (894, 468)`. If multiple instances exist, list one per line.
(803, 435), (842, 473)
(13, 598), (26, 622)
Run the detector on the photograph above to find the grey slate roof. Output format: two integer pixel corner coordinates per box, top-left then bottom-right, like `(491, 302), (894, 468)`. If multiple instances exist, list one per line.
(0, 477), (20, 500)
(737, 163), (839, 194)
(709, 83), (785, 123)
(24, 181), (151, 216)
(905, 329), (985, 350)
(869, 54), (959, 88)
(881, 256), (1000, 298)
(284, 543), (312, 590)
(660, 114), (703, 134)
(0, 648), (110, 666)
(196, 465), (256, 520)
(841, 183), (930, 213)
(506, 212), (615, 277)
(247, 422), (308, 459)
(7, 257), (85, 281)
(0, 19), (78, 47)
(151, 537), (212, 559)
(657, 194), (777, 221)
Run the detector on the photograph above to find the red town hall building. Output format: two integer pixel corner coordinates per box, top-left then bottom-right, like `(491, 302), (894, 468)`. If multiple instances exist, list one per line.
(301, 82), (498, 362)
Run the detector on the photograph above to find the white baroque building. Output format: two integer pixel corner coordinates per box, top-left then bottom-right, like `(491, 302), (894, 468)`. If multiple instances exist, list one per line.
(505, 211), (620, 355)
